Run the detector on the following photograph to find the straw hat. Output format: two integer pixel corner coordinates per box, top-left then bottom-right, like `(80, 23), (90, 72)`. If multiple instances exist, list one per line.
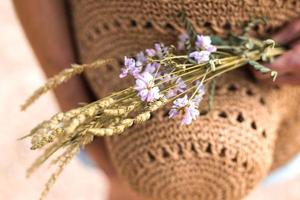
(68, 0), (300, 199)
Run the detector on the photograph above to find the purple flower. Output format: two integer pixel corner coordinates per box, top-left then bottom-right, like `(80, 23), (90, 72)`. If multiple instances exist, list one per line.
(168, 108), (178, 119)
(173, 95), (189, 108)
(206, 45), (217, 53)
(136, 51), (147, 63)
(135, 51), (147, 67)
(192, 82), (205, 105)
(124, 56), (135, 68)
(189, 51), (210, 64)
(132, 68), (142, 78)
(155, 43), (168, 58)
(135, 72), (161, 102)
(144, 62), (159, 74)
(182, 103), (199, 125)
(145, 49), (156, 57)
(195, 35), (217, 53)
(175, 78), (187, 92)
(166, 77), (187, 98)
(196, 35), (212, 49)
(120, 56), (141, 78)
(120, 56), (135, 78)
(168, 95), (189, 118)
(195, 81), (205, 94)
(177, 33), (189, 50)
(169, 94), (200, 125)
(145, 43), (169, 58)
(166, 90), (177, 99)
(119, 68), (129, 78)
(192, 95), (203, 105)
(154, 43), (162, 52)
(154, 43), (163, 57)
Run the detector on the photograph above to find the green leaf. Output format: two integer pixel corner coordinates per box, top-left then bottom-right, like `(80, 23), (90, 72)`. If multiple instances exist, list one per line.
(211, 35), (227, 46)
(228, 35), (246, 46)
(248, 60), (271, 73)
(245, 39), (255, 50)
(248, 60), (277, 81)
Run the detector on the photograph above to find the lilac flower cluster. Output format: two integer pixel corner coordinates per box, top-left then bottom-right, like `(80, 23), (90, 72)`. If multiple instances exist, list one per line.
(145, 43), (169, 58)
(120, 43), (169, 102)
(119, 35), (212, 125)
(119, 56), (141, 78)
(165, 76), (186, 98)
(177, 33), (189, 50)
(189, 35), (217, 64)
(168, 82), (205, 125)
(135, 72), (161, 102)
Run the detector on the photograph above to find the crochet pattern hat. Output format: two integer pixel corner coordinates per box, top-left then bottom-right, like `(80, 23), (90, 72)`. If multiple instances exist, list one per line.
(68, 0), (300, 199)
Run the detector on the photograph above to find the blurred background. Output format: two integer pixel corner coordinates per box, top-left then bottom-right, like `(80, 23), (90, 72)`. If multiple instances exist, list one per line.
(0, 0), (300, 199)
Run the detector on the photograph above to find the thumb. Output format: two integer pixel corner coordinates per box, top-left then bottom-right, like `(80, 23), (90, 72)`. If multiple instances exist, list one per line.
(273, 20), (300, 45)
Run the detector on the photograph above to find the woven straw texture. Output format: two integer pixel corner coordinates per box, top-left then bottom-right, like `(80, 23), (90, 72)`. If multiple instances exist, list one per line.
(68, 0), (300, 199)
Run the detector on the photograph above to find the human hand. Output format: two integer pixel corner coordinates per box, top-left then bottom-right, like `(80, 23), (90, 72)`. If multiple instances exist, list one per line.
(255, 20), (300, 85)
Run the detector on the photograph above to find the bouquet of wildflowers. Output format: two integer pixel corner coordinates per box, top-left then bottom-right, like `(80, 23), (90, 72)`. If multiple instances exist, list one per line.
(21, 16), (284, 199)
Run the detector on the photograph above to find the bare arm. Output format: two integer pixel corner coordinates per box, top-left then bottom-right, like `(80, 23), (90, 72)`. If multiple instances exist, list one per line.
(13, 0), (117, 177)
(12, 0), (92, 111)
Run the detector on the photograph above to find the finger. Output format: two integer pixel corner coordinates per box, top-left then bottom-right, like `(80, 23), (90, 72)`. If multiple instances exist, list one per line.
(267, 71), (300, 85)
(273, 20), (300, 45)
(251, 61), (291, 81)
(275, 74), (300, 85)
(255, 72), (300, 86)
(251, 68), (272, 80)
(291, 39), (300, 48)
(268, 48), (300, 73)
(253, 46), (300, 80)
